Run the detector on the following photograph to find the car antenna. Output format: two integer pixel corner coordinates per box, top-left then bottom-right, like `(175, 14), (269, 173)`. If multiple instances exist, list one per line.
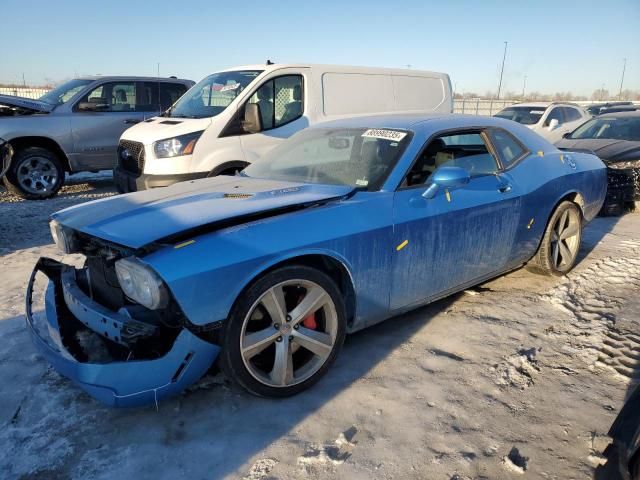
(266, 59), (274, 65)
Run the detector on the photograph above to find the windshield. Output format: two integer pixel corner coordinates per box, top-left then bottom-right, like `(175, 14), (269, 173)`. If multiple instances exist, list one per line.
(168, 70), (262, 118)
(243, 127), (412, 190)
(569, 116), (640, 141)
(495, 106), (546, 125)
(39, 79), (92, 106)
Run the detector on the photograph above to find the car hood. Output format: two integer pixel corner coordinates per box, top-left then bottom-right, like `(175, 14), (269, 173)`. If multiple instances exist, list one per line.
(52, 176), (353, 249)
(0, 94), (54, 113)
(121, 116), (212, 144)
(555, 138), (640, 162)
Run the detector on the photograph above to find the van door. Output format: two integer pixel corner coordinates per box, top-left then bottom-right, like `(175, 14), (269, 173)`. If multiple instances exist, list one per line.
(239, 71), (309, 163)
(69, 81), (146, 171)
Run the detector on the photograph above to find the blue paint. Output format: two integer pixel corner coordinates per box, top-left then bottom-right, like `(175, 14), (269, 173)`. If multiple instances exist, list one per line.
(31, 113), (607, 406)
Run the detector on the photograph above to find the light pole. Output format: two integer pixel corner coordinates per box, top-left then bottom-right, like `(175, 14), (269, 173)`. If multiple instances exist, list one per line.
(496, 41), (508, 100)
(522, 75), (527, 99)
(619, 58), (627, 98)
(600, 83), (605, 101)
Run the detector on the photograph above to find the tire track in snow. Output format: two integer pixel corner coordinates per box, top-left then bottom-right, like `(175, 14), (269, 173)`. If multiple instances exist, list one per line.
(543, 239), (640, 383)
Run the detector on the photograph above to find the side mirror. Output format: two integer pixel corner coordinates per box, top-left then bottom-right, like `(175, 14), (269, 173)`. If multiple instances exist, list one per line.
(547, 118), (559, 131)
(78, 98), (109, 111)
(242, 103), (263, 134)
(562, 131), (572, 139)
(422, 166), (470, 199)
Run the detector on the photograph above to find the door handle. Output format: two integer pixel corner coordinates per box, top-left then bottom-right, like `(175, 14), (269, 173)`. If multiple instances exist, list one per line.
(123, 119), (140, 125)
(498, 184), (512, 194)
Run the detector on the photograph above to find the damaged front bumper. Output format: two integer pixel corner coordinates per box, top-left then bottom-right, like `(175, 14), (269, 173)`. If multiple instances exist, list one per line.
(25, 258), (220, 407)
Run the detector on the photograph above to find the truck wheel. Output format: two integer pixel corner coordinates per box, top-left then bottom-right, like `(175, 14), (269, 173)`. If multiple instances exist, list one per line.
(220, 265), (346, 397)
(3, 147), (65, 200)
(527, 201), (582, 276)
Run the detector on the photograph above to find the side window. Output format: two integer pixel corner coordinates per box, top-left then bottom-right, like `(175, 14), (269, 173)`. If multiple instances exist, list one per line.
(562, 107), (582, 122)
(403, 131), (498, 187)
(78, 82), (136, 112)
(246, 75), (303, 131)
(160, 83), (187, 110)
(488, 129), (527, 168)
(137, 82), (187, 112)
(544, 107), (564, 126)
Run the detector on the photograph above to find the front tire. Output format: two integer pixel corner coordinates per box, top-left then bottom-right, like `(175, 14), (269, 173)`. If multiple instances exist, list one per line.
(528, 201), (582, 276)
(220, 266), (347, 397)
(3, 147), (65, 199)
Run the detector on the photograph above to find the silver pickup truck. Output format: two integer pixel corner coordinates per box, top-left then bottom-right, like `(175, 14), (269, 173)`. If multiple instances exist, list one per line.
(0, 76), (193, 199)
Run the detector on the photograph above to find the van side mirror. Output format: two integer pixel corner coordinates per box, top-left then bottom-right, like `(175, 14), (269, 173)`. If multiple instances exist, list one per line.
(547, 118), (559, 131)
(562, 131), (572, 139)
(422, 166), (470, 199)
(78, 98), (109, 111)
(242, 103), (263, 134)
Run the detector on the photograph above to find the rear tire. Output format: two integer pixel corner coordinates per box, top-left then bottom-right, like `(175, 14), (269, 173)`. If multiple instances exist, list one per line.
(220, 265), (346, 398)
(527, 201), (582, 276)
(3, 147), (65, 200)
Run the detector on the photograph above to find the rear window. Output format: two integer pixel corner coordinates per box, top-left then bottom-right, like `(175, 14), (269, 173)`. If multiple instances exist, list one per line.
(495, 106), (545, 125)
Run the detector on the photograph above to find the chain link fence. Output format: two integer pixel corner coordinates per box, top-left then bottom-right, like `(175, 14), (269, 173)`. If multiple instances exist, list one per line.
(454, 98), (517, 116)
(0, 87), (50, 99)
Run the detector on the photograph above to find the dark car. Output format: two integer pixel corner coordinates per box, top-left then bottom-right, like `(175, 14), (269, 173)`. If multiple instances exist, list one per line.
(556, 111), (640, 215)
(586, 102), (636, 116)
(596, 386), (640, 480)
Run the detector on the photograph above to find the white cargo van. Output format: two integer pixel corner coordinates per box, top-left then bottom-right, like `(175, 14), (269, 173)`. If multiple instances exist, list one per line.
(114, 63), (452, 192)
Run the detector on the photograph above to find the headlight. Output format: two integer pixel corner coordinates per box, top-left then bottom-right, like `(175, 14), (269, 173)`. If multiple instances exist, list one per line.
(608, 159), (640, 170)
(115, 257), (168, 310)
(153, 131), (203, 159)
(49, 220), (78, 254)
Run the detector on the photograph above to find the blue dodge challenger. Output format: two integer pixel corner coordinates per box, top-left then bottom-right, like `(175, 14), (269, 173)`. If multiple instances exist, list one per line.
(26, 114), (607, 407)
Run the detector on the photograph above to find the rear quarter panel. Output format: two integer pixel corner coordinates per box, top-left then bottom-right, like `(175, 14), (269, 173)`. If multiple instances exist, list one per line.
(508, 149), (606, 265)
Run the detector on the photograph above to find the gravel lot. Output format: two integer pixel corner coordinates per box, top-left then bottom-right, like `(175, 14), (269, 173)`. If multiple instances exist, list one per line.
(0, 175), (638, 480)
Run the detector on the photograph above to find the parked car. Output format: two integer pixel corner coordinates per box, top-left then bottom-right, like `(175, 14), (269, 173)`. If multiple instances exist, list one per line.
(494, 102), (591, 143)
(114, 63), (452, 193)
(556, 111), (640, 215)
(0, 76), (194, 199)
(586, 101), (635, 116)
(26, 113), (606, 407)
(596, 385), (640, 480)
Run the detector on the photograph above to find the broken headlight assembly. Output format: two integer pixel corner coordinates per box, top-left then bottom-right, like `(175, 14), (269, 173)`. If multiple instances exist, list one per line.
(608, 159), (640, 170)
(153, 131), (203, 159)
(115, 257), (169, 310)
(49, 219), (79, 254)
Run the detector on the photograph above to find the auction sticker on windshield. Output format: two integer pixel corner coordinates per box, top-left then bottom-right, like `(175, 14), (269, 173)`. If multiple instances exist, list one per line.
(362, 129), (407, 142)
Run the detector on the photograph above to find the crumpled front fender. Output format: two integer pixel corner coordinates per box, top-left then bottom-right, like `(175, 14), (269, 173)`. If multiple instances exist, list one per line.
(26, 258), (220, 407)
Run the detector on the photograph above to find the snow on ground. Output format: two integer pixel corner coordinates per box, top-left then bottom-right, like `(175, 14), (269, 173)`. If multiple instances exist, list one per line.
(0, 175), (638, 480)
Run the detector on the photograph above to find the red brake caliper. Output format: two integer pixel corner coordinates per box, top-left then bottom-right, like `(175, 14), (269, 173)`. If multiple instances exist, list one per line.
(297, 293), (317, 330)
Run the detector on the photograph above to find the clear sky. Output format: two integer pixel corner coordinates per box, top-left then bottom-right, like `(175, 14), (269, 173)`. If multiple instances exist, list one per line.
(1, 0), (638, 97)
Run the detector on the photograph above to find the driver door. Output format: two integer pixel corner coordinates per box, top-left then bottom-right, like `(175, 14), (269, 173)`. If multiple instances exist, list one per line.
(69, 81), (146, 170)
(239, 70), (309, 163)
(390, 130), (522, 310)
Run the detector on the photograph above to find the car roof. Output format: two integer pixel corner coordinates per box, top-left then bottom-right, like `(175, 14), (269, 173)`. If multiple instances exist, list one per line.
(312, 113), (528, 132)
(76, 76), (192, 83)
(599, 110), (640, 118)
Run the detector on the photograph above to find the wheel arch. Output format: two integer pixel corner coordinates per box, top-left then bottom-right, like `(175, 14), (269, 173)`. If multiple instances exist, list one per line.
(233, 251), (357, 330)
(8, 136), (71, 171)
(207, 160), (250, 177)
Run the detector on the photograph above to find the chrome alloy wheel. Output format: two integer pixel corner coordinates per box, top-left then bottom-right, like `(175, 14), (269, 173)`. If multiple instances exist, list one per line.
(550, 207), (580, 269)
(240, 280), (338, 388)
(16, 156), (59, 195)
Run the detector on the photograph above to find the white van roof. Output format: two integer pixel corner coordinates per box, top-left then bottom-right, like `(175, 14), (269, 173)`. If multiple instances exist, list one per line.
(217, 63), (448, 77)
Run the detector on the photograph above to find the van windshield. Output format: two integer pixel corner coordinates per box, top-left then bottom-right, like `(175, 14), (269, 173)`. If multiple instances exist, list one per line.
(167, 70), (262, 119)
(243, 127), (412, 191)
